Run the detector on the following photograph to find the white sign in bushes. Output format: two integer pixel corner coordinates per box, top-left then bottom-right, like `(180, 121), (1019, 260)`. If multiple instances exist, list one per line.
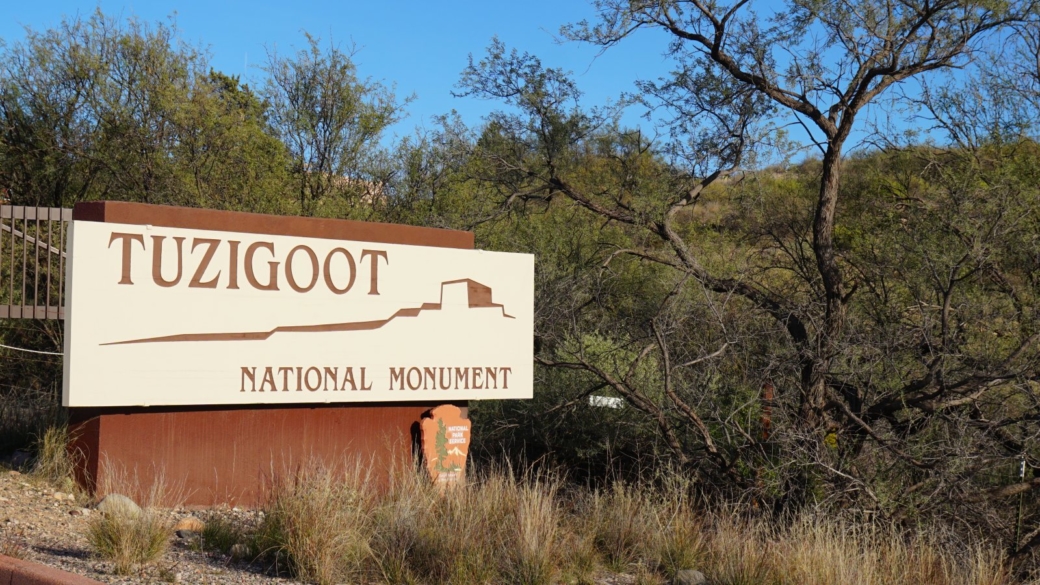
(62, 220), (534, 407)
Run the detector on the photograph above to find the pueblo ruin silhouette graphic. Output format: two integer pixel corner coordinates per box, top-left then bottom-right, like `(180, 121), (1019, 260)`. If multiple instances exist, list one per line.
(103, 279), (513, 346)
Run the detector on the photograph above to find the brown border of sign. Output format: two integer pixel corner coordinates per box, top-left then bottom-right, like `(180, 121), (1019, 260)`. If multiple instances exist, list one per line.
(72, 201), (474, 248)
(68, 201), (469, 505)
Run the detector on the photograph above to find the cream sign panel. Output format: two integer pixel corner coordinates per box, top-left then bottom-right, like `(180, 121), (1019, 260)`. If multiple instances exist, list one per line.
(62, 220), (534, 407)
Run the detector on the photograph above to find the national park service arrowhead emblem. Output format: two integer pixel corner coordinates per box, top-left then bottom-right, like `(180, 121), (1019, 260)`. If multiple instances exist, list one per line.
(420, 404), (471, 486)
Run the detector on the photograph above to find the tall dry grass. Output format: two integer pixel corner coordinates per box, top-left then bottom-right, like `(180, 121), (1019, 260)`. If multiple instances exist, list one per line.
(94, 460), (188, 509)
(255, 462), (375, 585)
(580, 481), (657, 572)
(250, 461), (1032, 585)
(31, 425), (75, 485)
(699, 514), (1019, 585)
(258, 464), (571, 584)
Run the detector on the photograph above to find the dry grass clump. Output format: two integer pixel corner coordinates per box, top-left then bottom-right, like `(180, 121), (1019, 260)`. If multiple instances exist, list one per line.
(369, 467), (565, 585)
(198, 515), (248, 555)
(255, 462), (375, 585)
(248, 461), (1025, 585)
(580, 481), (657, 572)
(85, 470), (180, 575)
(647, 494), (704, 578)
(31, 424), (79, 492)
(86, 507), (173, 575)
(0, 526), (29, 560)
(508, 480), (562, 584)
(575, 474), (706, 580)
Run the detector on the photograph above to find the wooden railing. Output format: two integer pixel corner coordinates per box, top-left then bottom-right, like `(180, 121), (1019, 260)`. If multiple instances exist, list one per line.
(0, 206), (72, 320)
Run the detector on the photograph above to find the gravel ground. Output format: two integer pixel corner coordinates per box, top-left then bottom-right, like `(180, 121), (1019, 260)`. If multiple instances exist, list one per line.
(0, 468), (296, 584)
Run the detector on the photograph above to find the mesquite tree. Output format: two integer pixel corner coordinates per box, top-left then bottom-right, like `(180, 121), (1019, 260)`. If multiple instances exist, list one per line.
(457, 0), (1040, 561)
(566, 0), (1039, 428)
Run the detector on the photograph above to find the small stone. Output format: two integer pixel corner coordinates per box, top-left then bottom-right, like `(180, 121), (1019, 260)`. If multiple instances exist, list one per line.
(673, 569), (708, 585)
(173, 572), (183, 583)
(229, 543), (249, 559)
(96, 493), (141, 517)
(173, 516), (205, 532)
(176, 529), (199, 540)
(52, 491), (67, 500)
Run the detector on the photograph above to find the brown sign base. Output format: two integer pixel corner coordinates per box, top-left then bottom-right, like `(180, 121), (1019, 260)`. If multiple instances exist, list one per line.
(68, 402), (465, 506)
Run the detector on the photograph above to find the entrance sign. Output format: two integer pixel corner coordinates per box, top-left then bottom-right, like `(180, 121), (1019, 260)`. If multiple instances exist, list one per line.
(63, 220), (534, 407)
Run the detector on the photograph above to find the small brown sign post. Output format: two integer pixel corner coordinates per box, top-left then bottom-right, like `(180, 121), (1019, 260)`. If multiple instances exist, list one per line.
(421, 405), (471, 486)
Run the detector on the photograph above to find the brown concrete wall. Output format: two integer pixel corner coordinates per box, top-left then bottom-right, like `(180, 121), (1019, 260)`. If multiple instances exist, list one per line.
(68, 402), (460, 506)
(67, 202), (472, 506)
(0, 554), (102, 585)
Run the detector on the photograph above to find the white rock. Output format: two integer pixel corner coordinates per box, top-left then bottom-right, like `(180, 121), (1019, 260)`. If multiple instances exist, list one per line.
(96, 493), (141, 517)
(673, 569), (709, 585)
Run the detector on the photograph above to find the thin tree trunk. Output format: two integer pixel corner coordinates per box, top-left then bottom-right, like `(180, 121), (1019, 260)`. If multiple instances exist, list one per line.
(803, 143), (845, 426)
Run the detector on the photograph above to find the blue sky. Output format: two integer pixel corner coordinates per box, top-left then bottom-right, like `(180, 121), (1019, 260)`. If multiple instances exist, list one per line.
(0, 1), (672, 142)
(1, 1), (970, 162)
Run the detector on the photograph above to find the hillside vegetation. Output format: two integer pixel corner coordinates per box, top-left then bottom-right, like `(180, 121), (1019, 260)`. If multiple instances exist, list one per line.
(2, 4), (1040, 581)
